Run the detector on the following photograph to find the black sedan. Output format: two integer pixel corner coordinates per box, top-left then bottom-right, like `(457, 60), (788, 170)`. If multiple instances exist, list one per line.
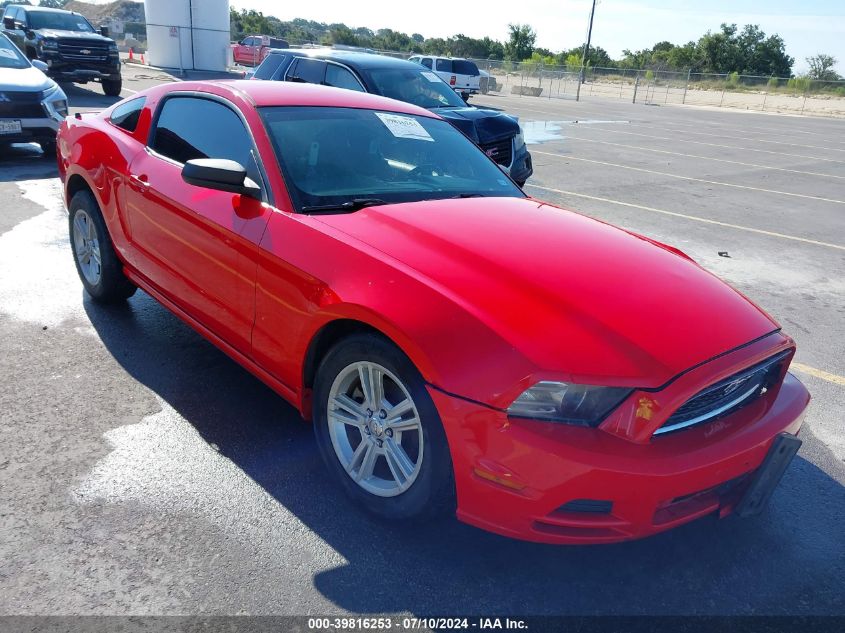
(251, 49), (532, 186)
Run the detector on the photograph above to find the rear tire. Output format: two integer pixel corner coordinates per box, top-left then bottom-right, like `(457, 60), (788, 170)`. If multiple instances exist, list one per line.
(68, 190), (136, 303)
(102, 78), (122, 97)
(313, 333), (455, 521)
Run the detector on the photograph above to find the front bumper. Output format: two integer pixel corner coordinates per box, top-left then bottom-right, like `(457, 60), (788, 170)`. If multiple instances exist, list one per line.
(39, 52), (121, 82)
(510, 144), (533, 184)
(429, 371), (809, 544)
(0, 109), (63, 145)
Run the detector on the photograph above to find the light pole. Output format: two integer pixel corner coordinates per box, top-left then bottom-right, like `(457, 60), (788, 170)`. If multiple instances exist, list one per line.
(576, 0), (597, 102)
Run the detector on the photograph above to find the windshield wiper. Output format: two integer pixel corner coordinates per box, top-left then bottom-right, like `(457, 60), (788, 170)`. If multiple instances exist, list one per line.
(449, 193), (486, 199)
(301, 198), (389, 214)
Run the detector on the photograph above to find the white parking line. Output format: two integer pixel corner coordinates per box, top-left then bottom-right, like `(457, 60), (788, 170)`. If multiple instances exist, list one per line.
(791, 363), (845, 387)
(532, 151), (845, 206)
(636, 116), (845, 145)
(561, 134), (845, 181)
(525, 183), (845, 251)
(571, 126), (845, 164)
(625, 121), (845, 153)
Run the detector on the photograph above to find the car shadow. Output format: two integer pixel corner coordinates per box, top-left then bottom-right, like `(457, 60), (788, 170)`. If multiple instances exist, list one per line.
(83, 291), (845, 615)
(0, 143), (57, 180)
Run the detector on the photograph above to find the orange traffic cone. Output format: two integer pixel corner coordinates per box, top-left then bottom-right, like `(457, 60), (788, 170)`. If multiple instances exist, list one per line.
(128, 47), (134, 61)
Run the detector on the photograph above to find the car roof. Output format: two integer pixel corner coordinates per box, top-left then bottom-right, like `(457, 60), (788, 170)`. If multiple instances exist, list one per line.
(11, 5), (74, 12)
(162, 80), (437, 118)
(267, 48), (421, 71)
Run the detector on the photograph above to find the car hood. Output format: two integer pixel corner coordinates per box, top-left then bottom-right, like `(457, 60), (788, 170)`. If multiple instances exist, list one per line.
(434, 106), (518, 144)
(316, 197), (778, 388)
(0, 65), (52, 91)
(35, 29), (111, 42)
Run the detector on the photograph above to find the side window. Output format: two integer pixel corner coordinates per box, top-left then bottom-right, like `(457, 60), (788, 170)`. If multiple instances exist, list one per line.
(17, 9), (27, 26)
(109, 96), (146, 132)
(435, 59), (451, 72)
(151, 97), (259, 186)
(421, 58), (433, 69)
(287, 57), (326, 85)
(254, 53), (286, 80)
(324, 64), (364, 92)
(8, 7), (20, 22)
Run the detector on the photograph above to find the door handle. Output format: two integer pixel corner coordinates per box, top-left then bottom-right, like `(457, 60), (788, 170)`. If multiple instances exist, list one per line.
(129, 174), (149, 192)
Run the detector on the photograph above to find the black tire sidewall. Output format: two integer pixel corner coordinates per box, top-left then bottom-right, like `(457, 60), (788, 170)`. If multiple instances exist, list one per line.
(313, 334), (455, 521)
(68, 190), (135, 303)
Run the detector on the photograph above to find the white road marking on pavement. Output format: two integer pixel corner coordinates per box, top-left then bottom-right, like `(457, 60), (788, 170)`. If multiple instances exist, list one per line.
(559, 134), (845, 181)
(533, 150), (845, 206)
(525, 183), (845, 251)
(625, 121), (845, 153)
(578, 126), (845, 164)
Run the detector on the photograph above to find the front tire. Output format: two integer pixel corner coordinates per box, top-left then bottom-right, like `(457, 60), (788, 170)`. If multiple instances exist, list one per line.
(102, 78), (122, 97)
(68, 190), (136, 303)
(39, 140), (56, 159)
(313, 333), (455, 520)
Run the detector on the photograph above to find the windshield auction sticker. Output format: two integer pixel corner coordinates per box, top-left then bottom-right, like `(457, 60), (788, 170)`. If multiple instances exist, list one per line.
(375, 112), (434, 142)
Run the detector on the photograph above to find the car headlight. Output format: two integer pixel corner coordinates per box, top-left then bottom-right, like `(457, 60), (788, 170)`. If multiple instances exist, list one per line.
(507, 382), (632, 427)
(52, 99), (68, 117)
(513, 126), (525, 152)
(39, 83), (60, 99)
(41, 39), (58, 49)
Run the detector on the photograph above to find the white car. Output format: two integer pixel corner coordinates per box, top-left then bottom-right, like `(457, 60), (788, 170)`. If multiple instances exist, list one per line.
(0, 32), (67, 155)
(408, 55), (480, 100)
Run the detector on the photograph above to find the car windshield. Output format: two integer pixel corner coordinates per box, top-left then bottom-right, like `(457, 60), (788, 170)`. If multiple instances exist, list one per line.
(0, 35), (29, 69)
(362, 67), (467, 109)
(28, 11), (95, 32)
(260, 106), (523, 212)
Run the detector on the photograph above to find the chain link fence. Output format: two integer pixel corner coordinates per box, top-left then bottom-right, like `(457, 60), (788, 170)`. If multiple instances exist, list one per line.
(221, 39), (845, 117)
(474, 61), (845, 117)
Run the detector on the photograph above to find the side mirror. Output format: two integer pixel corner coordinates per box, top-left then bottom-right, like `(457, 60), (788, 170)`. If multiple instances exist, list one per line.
(181, 158), (262, 199)
(32, 59), (48, 72)
(3, 17), (14, 30)
(99, 26), (109, 37)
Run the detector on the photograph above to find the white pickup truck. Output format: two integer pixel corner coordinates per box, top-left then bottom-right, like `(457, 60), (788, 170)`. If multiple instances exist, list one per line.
(407, 55), (480, 100)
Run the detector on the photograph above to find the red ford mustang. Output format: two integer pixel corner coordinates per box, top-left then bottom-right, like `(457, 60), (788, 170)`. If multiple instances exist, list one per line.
(57, 80), (810, 544)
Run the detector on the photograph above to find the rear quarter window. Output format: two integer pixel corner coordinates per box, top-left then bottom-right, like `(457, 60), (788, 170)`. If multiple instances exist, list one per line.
(452, 60), (479, 75)
(109, 97), (146, 133)
(254, 53), (286, 80)
(435, 59), (451, 72)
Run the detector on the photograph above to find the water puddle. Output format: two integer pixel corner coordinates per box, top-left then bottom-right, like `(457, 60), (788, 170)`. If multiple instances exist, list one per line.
(522, 119), (630, 145)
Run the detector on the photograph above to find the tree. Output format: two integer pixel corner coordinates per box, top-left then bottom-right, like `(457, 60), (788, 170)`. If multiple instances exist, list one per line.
(806, 54), (841, 80)
(504, 23), (535, 61)
(37, 0), (69, 8)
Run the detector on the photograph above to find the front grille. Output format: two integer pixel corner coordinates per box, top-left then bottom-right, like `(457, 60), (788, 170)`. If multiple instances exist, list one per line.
(0, 92), (45, 118)
(655, 351), (790, 436)
(480, 137), (513, 167)
(57, 39), (109, 62)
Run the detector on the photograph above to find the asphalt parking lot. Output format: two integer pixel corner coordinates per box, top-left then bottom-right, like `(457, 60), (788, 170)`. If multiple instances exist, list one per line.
(1, 64), (843, 616)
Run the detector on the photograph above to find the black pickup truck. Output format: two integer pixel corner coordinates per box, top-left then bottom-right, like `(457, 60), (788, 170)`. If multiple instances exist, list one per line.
(2, 5), (121, 96)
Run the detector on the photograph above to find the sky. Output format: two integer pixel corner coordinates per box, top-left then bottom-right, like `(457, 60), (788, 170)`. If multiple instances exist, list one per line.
(228, 0), (845, 74)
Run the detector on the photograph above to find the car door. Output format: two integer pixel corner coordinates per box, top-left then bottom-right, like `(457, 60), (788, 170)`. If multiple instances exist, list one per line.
(4, 7), (25, 49)
(124, 94), (271, 355)
(235, 37), (253, 64)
